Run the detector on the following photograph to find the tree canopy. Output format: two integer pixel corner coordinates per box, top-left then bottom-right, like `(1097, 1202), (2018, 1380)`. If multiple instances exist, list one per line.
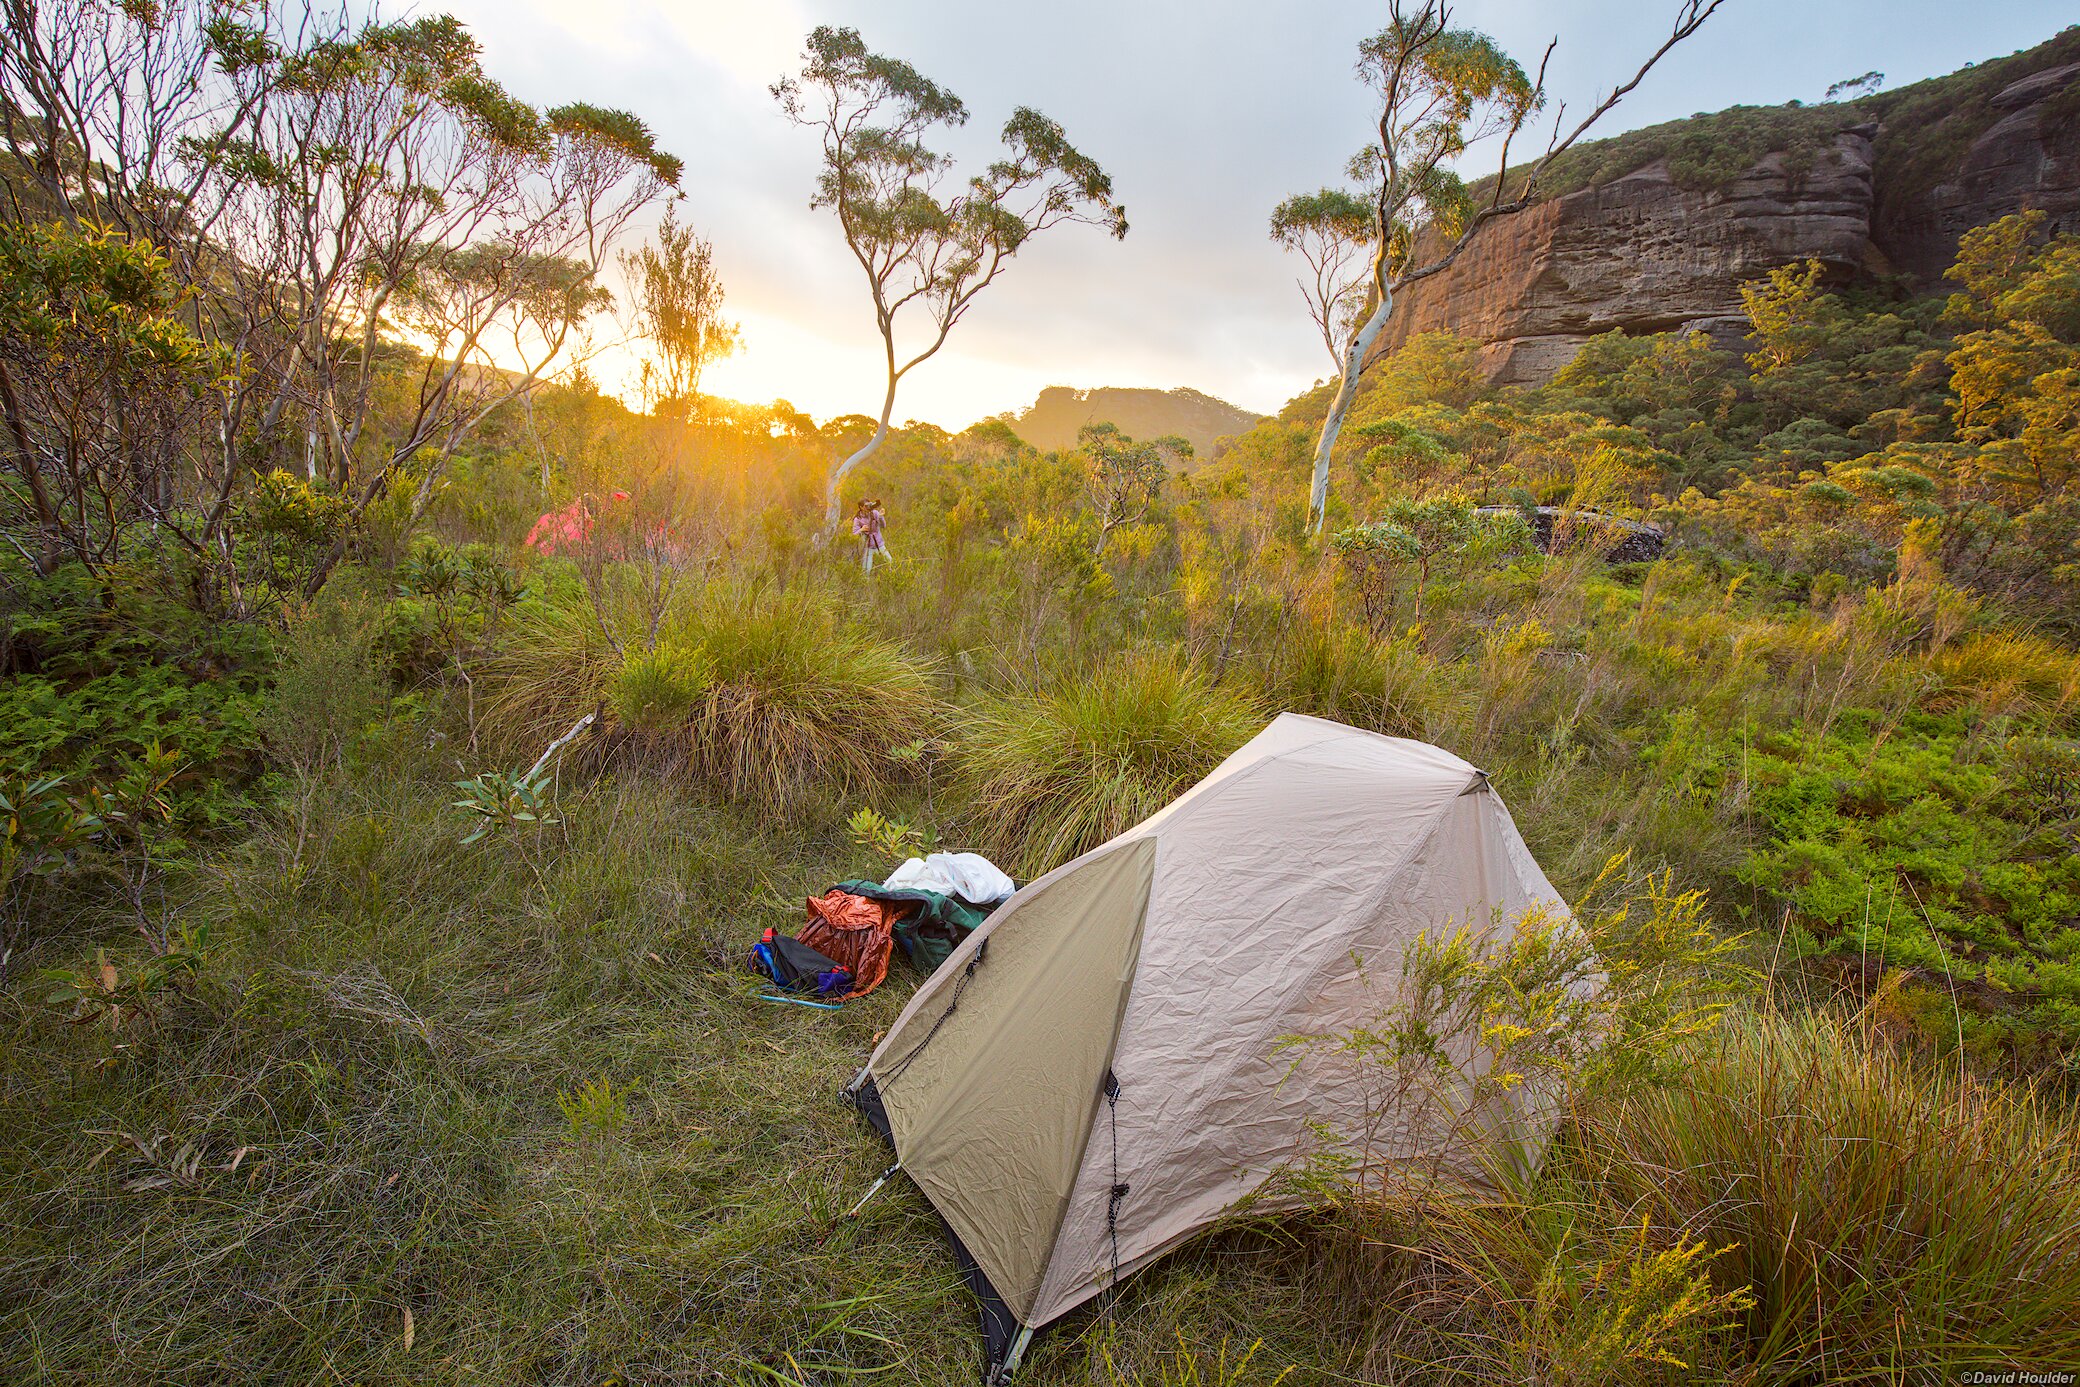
(774, 24), (1126, 529)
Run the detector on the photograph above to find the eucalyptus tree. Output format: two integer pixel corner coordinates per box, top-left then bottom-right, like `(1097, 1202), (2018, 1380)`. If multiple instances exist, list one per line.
(619, 206), (739, 422)
(1079, 422), (1189, 555)
(0, 0), (678, 606)
(1270, 187), (1375, 373)
(1290, 0), (1722, 536)
(774, 25), (1126, 531)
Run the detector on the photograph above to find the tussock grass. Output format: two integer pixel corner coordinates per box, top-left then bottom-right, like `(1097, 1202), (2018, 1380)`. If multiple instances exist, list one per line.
(486, 589), (940, 812)
(1568, 1006), (2080, 1377)
(1312, 1006), (2080, 1384)
(480, 597), (621, 751)
(1929, 629), (2080, 723)
(688, 598), (940, 813)
(950, 655), (1262, 876)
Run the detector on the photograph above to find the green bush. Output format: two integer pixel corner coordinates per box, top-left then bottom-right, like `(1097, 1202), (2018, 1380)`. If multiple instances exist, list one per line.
(0, 564), (270, 837)
(1719, 713), (2080, 1064)
(264, 595), (391, 777)
(951, 655), (1261, 875)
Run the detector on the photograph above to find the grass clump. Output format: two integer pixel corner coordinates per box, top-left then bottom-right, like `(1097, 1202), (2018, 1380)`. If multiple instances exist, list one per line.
(687, 597), (939, 813)
(480, 598), (621, 750)
(1309, 1005), (2080, 1383)
(951, 655), (1261, 875)
(489, 591), (939, 813)
(1567, 1007), (2080, 1377)
(1928, 629), (2080, 721)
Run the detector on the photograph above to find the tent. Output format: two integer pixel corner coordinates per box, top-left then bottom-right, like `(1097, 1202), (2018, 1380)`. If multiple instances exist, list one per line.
(843, 713), (1581, 1380)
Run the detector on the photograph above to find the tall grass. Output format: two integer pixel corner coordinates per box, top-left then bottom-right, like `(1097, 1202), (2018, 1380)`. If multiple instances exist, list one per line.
(0, 762), (1364, 1384)
(1261, 621), (1470, 741)
(951, 655), (1262, 875)
(1569, 1006), (2080, 1377)
(486, 588), (940, 813)
(1316, 1005), (2080, 1383)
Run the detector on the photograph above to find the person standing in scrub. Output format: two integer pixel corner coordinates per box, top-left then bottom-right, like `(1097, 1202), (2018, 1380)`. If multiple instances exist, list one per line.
(852, 498), (890, 572)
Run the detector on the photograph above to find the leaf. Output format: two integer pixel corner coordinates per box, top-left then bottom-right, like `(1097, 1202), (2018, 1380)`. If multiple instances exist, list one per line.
(402, 1304), (415, 1353)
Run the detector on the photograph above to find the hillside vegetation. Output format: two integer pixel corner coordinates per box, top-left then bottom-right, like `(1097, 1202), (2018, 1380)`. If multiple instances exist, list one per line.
(6, 206), (2080, 1381)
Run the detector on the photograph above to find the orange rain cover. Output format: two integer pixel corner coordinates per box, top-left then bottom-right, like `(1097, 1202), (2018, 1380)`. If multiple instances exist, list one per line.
(800, 889), (912, 999)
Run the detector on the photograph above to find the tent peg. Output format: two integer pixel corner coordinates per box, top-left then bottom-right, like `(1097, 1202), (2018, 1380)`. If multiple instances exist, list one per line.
(989, 1325), (1034, 1383)
(842, 1161), (901, 1219)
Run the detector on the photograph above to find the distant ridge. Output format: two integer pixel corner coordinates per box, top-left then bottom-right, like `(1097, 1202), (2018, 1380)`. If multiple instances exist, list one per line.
(1002, 386), (1264, 460)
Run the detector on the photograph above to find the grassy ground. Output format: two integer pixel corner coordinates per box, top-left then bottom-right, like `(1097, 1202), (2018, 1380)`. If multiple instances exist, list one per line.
(7, 537), (2079, 1382)
(0, 751), (1359, 1385)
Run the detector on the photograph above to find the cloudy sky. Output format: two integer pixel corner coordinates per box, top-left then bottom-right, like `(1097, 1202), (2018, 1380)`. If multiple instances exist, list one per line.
(440, 0), (2072, 429)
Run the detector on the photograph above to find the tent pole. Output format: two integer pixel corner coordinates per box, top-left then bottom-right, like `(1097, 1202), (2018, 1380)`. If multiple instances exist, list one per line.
(993, 1326), (1034, 1382)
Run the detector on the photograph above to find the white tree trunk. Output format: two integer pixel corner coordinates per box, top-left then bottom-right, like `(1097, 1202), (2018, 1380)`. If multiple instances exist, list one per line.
(823, 375), (898, 532)
(1308, 280), (1394, 536)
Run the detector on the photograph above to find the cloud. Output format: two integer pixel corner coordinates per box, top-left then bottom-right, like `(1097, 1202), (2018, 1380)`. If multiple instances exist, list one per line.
(437, 0), (2073, 429)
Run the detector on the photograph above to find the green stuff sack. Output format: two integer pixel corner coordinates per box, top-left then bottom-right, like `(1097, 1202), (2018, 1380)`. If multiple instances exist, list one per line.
(831, 879), (999, 971)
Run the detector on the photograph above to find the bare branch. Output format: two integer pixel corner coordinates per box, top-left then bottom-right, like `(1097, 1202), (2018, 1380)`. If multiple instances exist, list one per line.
(1400, 0), (1723, 292)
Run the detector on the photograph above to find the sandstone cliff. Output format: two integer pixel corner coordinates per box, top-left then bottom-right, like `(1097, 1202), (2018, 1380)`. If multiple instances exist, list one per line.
(1372, 29), (2080, 384)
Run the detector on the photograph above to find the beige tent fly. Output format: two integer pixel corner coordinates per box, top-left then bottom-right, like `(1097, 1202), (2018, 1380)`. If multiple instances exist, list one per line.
(844, 713), (1578, 1380)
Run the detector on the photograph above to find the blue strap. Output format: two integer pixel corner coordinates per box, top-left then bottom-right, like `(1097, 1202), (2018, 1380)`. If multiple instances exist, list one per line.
(758, 994), (846, 1011)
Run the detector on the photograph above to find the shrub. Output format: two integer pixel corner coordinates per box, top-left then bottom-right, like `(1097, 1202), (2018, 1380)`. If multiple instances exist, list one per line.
(264, 595), (390, 777)
(0, 566), (269, 836)
(1291, 864), (1756, 1384)
(1726, 714), (2080, 1064)
(951, 655), (1261, 875)
(555, 1076), (634, 1142)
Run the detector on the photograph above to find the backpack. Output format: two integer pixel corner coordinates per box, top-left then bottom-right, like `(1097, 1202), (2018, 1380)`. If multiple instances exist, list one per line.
(749, 926), (854, 997)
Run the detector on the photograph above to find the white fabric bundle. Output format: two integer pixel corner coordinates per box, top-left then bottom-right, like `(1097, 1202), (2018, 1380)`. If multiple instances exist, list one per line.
(883, 851), (1015, 905)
